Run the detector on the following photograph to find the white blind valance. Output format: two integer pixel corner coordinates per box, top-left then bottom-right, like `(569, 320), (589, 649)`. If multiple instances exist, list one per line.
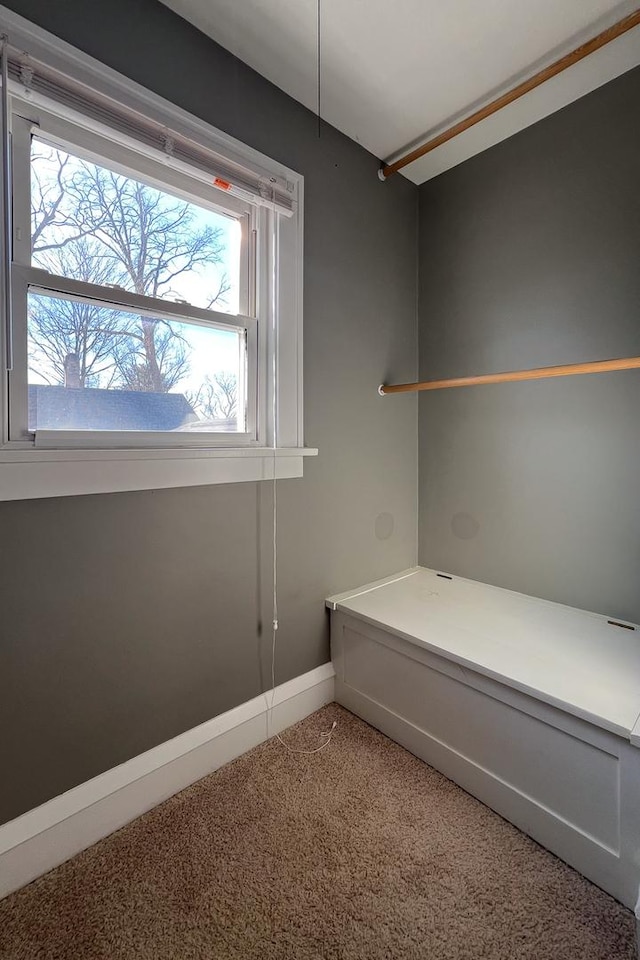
(3, 45), (295, 216)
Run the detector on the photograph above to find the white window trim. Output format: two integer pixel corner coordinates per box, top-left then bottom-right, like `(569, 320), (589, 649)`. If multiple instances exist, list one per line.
(0, 6), (315, 500)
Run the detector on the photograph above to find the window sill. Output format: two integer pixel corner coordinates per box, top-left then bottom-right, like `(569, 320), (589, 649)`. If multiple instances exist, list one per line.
(0, 447), (318, 500)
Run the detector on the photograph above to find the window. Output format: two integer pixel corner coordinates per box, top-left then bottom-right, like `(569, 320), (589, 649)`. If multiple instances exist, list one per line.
(12, 122), (256, 445)
(0, 11), (312, 498)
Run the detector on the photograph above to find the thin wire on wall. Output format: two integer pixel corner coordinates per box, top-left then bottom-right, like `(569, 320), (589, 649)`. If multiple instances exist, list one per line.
(317, 0), (321, 138)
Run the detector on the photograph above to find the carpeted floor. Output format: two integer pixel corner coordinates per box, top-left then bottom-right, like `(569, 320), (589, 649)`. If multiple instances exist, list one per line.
(0, 704), (636, 960)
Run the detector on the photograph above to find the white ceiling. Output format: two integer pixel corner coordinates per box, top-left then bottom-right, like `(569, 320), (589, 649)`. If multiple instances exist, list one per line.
(160, 0), (640, 183)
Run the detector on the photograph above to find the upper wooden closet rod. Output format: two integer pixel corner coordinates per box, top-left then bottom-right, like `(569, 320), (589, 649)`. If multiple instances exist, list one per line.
(379, 8), (640, 180)
(378, 356), (640, 395)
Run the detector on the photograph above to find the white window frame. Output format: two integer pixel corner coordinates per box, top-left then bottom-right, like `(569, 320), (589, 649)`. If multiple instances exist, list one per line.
(0, 6), (315, 500)
(10, 107), (259, 448)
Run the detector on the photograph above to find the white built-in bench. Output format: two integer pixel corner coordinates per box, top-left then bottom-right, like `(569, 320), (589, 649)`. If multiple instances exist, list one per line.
(327, 567), (640, 917)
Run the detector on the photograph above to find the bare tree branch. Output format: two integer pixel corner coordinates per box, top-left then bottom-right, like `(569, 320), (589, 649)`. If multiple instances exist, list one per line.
(29, 144), (233, 396)
(187, 371), (238, 421)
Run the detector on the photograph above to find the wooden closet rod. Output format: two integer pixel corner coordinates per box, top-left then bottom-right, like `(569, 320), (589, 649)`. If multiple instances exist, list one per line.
(378, 356), (640, 395)
(380, 8), (640, 180)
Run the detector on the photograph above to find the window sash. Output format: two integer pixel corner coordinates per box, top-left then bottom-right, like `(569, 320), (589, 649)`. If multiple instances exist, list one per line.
(7, 100), (263, 448)
(9, 264), (259, 445)
(14, 265), (254, 333)
(11, 106), (255, 316)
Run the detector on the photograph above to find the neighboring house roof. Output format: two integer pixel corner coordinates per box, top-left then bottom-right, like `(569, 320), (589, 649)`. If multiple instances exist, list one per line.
(28, 385), (200, 432)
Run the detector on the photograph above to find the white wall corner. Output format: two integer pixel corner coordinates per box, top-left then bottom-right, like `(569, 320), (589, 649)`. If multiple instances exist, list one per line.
(0, 662), (335, 900)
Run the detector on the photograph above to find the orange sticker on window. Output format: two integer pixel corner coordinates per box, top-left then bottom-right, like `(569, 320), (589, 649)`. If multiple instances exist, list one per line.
(213, 177), (231, 190)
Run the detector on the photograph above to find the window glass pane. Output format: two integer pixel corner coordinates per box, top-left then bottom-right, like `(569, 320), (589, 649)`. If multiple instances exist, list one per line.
(27, 291), (246, 433)
(30, 139), (243, 314)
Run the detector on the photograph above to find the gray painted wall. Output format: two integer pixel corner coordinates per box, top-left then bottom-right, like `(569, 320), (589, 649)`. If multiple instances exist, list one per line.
(419, 66), (640, 623)
(0, 0), (418, 823)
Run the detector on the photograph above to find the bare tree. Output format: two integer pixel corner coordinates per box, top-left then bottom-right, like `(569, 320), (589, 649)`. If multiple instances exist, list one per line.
(28, 239), (128, 388)
(189, 372), (238, 421)
(112, 319), (190, 393)
(31, 145), (104, 255)
(30, 145), (231, 393)
(64, 161), (228, 392)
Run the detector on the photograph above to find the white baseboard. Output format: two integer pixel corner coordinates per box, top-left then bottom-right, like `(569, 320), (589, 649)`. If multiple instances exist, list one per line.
(0, 662), (335, 900)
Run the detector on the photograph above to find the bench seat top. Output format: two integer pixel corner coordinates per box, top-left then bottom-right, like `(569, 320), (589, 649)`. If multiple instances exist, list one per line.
(327, 567), (640, 743)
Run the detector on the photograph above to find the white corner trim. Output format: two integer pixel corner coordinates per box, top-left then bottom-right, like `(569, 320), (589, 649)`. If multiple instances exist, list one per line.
(630, 713), (640, 749)
(0, 662), (335, 900)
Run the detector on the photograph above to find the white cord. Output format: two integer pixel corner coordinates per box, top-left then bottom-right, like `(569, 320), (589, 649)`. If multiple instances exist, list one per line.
(267, 203), (335, 755)
(271, 626), (336, 753)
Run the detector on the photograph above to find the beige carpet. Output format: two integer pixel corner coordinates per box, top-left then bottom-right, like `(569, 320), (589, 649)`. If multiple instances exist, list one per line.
(0, 704), (636, 960)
